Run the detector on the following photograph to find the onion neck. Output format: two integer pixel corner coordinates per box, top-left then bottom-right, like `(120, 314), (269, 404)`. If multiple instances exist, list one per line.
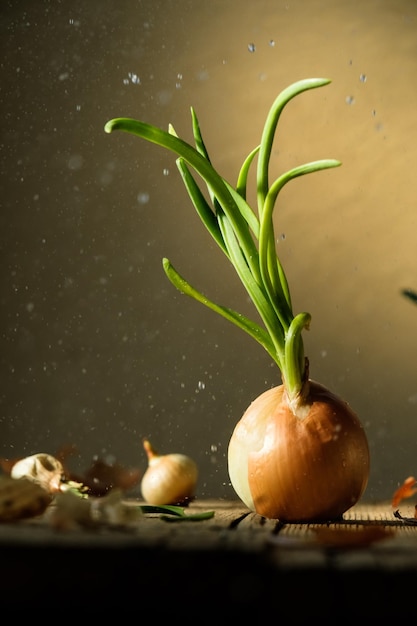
(275, 311), (312, 418)
(281, 357), (311, 418)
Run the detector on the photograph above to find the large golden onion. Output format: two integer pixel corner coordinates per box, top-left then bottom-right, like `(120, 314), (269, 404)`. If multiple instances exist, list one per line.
(228, 381), (370, 522)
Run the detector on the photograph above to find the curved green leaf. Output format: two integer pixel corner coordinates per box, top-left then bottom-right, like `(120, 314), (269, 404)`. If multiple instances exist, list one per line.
(162, 257), (279, 364)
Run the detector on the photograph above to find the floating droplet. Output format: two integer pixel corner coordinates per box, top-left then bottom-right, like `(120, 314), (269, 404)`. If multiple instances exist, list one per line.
(129, 72), (141, 84)
(67, 154), (83, 170)
(137, 192), (150, 205)
(123, 72), (141, 85)
(196, 69), (209, 82)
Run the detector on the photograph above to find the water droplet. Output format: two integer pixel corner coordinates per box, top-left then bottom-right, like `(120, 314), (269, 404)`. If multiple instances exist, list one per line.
(137, 192), (150, 204)
(408, 392), (417, 404)
(196, 69), (209, 82)
(123, 72), (141, 85)
(345, 95), (355, 105)
(269, 39), (275, 47)
(129, 72), (141, 84)
(67, 154), (83, 171)
(359, 73), (367, 83)
(248, 43), (256, 53)
(157, 90), (172, 105)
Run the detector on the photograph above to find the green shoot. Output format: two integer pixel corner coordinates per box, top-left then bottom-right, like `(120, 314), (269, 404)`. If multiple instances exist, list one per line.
(139, 504), (215, 521)
(104, 78), (341, 404)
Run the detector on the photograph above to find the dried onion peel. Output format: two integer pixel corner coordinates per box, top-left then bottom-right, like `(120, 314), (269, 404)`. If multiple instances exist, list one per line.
(105, 78), (370, 521)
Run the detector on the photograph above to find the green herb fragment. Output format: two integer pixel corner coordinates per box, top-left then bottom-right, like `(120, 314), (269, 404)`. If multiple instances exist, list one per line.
(160, 511), (215, 522)
(402, 288), (417, 305)
(139, 504), (215, 521)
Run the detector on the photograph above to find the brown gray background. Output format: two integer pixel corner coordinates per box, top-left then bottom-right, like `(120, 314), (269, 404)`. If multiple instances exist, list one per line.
(1, 0), (416, 502)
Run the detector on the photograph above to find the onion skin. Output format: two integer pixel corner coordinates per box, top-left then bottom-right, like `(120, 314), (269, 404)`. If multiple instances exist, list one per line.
(228, 380), (370, 522)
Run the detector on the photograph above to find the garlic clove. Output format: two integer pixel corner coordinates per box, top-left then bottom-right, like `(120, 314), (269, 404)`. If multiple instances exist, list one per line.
(140, 439), (198, 506)
(10, 453), (64, 494)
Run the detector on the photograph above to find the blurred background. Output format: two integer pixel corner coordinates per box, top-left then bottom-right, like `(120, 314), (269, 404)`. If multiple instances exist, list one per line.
(1, 0), (417, 502)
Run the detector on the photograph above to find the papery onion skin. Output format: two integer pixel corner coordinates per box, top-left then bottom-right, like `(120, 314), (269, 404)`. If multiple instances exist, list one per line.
(228, 381), (370, 522)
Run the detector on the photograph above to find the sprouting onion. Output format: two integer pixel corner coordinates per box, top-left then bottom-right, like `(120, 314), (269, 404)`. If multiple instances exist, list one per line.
(105, 78), (370, 522)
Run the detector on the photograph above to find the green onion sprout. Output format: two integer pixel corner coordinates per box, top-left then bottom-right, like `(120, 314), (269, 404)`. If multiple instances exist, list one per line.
(105, 78), (340, 406)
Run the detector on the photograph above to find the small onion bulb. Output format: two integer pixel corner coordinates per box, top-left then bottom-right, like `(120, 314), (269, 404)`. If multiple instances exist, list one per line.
(228, 381), (370, 522)
(140, 439), (198, 505)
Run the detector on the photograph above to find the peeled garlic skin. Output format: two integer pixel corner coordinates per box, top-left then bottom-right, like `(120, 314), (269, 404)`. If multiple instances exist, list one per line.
(228, 381), (370, 522)
(141, 453), (198, 506)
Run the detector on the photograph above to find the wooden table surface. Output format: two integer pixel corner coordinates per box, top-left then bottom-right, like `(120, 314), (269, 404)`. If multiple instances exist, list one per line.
(2, 498), (416, 618)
